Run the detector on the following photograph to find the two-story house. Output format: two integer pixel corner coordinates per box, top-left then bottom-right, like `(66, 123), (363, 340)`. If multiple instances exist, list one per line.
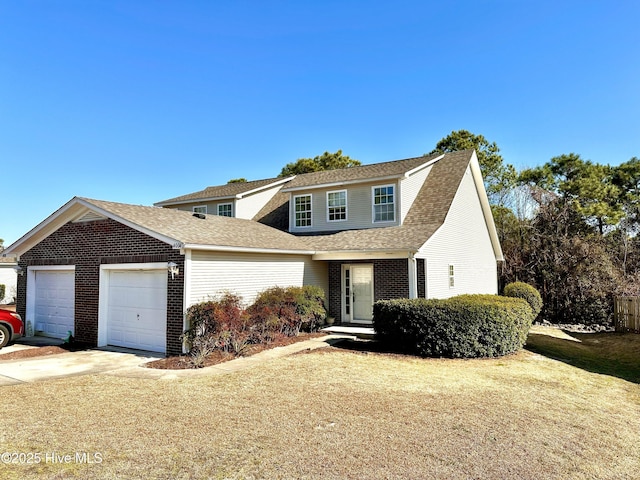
(4, 149), (502, 355)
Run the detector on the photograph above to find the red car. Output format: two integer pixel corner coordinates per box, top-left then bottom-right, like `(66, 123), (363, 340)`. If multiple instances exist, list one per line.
(0, 309), (24, 349)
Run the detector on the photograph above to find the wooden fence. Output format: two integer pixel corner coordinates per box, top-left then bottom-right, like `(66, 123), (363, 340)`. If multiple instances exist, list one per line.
(613, 297), (640, 333)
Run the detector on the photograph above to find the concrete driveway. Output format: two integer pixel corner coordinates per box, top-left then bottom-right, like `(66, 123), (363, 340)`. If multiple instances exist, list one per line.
(0, 334), (353, 385)
(0, 339), (162, 386)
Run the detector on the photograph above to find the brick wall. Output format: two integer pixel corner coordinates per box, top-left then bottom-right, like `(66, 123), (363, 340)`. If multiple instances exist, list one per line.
(328, 262), (342, 322)
(328, 258), (409, 324)
(16, 219), (184, 355)
(417, 258), (425, 298)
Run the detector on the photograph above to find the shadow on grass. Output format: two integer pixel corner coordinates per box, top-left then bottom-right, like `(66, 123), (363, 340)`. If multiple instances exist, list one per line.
(331, 337), (412, 357)
(525, 330), (640, 384)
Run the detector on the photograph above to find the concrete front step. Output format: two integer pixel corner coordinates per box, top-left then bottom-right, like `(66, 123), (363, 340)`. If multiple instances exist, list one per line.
(320, 325), (375, 340)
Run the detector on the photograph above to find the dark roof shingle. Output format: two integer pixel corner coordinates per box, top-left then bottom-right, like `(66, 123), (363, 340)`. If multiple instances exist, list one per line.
(87, 150), (474, 253)
(282, 153), (443, 190)
(299, 150), (473, 251)
(155, 177), (290, 205)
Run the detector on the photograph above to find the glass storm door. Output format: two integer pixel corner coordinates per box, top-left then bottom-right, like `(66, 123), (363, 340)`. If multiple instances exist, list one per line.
(344, 264), (374, 324)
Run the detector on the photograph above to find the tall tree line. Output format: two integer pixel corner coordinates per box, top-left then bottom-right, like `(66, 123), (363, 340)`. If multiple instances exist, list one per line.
(434, 130), (640, 325)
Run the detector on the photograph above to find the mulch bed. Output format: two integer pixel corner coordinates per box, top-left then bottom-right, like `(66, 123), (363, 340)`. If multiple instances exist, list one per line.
(146, 332), (326, 370)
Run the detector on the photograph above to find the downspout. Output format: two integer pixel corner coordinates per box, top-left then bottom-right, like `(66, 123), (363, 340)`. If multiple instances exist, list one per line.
(181, 248), (192, 354)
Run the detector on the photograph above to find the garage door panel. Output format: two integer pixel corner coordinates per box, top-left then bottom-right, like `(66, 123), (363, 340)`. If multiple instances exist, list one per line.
(33, 270), (75, 338)
(106, 269), (167, 353)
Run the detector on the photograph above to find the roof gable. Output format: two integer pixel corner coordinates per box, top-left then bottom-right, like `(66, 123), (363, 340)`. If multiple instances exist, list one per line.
(4, 197), (313, 257)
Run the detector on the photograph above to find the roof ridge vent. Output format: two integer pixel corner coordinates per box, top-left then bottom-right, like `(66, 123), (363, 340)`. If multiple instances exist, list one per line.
(192, 213), (206, 219)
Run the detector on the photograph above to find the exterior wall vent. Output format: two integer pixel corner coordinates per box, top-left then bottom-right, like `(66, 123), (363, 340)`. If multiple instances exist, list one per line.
(73, 211), (107, 223)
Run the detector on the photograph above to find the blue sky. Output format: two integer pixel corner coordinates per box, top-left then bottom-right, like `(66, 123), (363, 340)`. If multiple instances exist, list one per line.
(1, 0), (639, 246)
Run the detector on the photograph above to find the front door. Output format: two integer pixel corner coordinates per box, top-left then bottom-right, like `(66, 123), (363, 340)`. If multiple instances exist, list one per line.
(343, 264), (374, 324)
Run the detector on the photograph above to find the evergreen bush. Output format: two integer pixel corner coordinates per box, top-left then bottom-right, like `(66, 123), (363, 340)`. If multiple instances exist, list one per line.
(373, 295), (533, 358)
(503, 282), (543, 318)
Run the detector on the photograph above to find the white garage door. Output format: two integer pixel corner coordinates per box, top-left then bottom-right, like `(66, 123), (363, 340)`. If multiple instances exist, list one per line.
(106, 269), (167, 353)
(34, 270), (75, 338)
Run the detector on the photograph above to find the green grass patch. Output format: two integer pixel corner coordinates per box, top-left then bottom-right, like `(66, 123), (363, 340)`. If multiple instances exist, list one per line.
(526, 325), (640, 383)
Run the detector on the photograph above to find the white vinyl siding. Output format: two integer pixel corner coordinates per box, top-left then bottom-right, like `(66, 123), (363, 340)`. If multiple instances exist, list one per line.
(289, 181), (401, 233)
(0, 266), (16, 304)
(188, 251), (328, 307)
(236, 184), (284, 219)
(177, 201), (236, 217)
(419, 166), (498, 298)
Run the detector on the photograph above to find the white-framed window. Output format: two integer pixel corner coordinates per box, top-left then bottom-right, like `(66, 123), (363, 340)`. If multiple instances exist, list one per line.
(192, 205), (207, 215)
(294, 194), (312, 227)
(373, 185), (395, 222)
(217, 203), (232, 217)
(327, 190), (347, 222)
(449, 264), (455, 288)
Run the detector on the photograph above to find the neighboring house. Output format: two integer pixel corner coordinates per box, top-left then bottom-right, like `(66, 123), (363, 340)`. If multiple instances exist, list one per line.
(3, 149), (502, 355)
(0, 256), (18, 304)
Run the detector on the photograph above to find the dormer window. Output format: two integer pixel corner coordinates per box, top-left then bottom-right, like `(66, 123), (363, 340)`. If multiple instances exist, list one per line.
(327, 190), (347, 222)
(373, 185), (395, 222)
(294, 194), (312, 227)
(217, 203), (232, 217)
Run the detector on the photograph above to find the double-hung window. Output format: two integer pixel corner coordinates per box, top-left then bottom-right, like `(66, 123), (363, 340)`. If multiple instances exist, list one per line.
(327, 190), (347, 222)
(373, 185), (395, 222)
(217, 203), (232, 217)
(294, 194), (312, 227)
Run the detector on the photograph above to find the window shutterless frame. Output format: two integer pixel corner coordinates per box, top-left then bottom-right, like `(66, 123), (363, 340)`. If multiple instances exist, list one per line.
(326, 190), (347, 222)
(217, 203), (232, 217)
(293, 194), (312, 228)
(372, 184), (395, 223)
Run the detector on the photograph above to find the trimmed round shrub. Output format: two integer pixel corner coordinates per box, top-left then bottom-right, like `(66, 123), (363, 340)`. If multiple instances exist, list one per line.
(373, 295), (534, 358)
(503, 282), (542, 318)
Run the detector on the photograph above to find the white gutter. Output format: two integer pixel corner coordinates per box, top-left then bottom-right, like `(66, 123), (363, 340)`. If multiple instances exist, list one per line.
(154, 177), (295, 206)
(236, 176), (294, 198)
(403, 154), (444, 178)
(312, 249), (417, 261)
(179, 243), (316, 256)
(282, 174), (404, 193)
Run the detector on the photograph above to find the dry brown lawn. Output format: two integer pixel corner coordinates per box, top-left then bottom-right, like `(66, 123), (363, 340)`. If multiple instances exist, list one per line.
(0, 329), (638, 479)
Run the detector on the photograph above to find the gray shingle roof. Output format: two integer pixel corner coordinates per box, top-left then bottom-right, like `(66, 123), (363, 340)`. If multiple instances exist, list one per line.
(80, 198), (313, 252)
(281, 153), (443, 190)
(300, 150), (473, 251)
(155, 177), (289, 205)
(85, 150), (474, 253)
